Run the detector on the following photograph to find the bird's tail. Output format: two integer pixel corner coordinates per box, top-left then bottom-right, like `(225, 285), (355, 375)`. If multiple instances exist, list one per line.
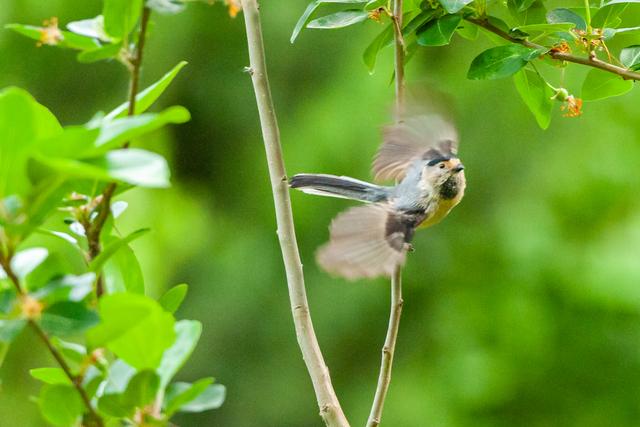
(289, 173), (388, 203)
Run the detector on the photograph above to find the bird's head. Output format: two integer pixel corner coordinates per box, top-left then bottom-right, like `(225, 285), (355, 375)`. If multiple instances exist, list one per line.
(422, 156), (465, 188)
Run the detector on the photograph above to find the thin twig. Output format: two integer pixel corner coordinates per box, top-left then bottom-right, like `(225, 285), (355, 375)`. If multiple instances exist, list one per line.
(86, 6), (152, 297)
(392, 0), (405, 118)
(367, 266), (403, 427)
(127, 6), (152, 118)
(367, 1), (406, 425)
(465, 17), (640, 81)
(0, 257), (104, 427)
(239, 1), (349, 426)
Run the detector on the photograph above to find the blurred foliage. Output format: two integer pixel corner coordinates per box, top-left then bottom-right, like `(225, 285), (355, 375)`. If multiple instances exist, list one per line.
(1, 0), (640, 426)
(293, 0), (640, 128)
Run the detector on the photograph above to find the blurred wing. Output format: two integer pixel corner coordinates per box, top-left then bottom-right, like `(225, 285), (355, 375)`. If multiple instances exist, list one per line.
(373, 115), (458, 182)
(316, 204), (419, 280)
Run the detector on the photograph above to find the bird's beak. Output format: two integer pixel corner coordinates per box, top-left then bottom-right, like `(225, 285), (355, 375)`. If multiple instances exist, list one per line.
(452, 164), (465, 173)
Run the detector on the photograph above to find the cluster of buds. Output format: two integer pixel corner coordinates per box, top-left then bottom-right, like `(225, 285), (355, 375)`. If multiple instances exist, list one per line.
(225, 0), (242, 18)
(549, 41), (571, 55)
(60, 192), (104, 236)
(37, 17), (63, 47)
(368, 7), (385, 22)
(573, 28), (613, 60)
(552, 87), (583, 118)
(20, 295), (44, 319)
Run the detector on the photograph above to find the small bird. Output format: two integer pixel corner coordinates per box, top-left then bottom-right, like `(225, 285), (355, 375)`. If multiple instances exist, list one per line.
(289, 114), (466, 280)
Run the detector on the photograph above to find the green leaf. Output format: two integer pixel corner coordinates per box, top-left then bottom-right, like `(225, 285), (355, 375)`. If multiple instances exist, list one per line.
(468, 45), (545, 80)
(0, 319), (27, 342)
(164, 378), (213, 416)
(0, 288), (16, 314)
(88, 293), (176, 369)
(487, 16), (511, 33)
(39, 384), (83, 427)
(30, 367), (71, 385)
(95, 106), (190, 153)
(307, 10), (370, 29)
(581, 69), (634, 101)
(159, 284), (189, 313)
(5, 24), (100, 50)
(36, 148), (171, 188)
(106, 61), (189, 119)
(39, 302), (100, 336)
(77, 43), (123, 63)
(176, 384), (226, 413)
(97, 366), (157, 417)
(361, 10), (428, 73)
(98, 393), (133, 418)
(90, 229), (150, 273)
(0, 87), (61, 199)
(92, 149), (171, 187)
(35, 126), (100, 160)
(10, 247), (48, 279)
(456, 20), (479, 40)
(514, 23), (575, 32)
(122, 370), (160, 409)
(365, 0), (387, 10)
(31, 273), (96, 304)
(37, 229), (79, 246)
(290, 0), (368, 43)
(102, 0), (143, 39)
(592, 3), (627, 28)
(402, 10), (435, 36)
(157, 320), (202, 387)
(38, 106), (189, 160)
(104, 359), (136, 393)
(620, 45), (640, 69)
(363, 24), (393, 73)
(147, 0), (187, 14)
(51, 337), (87, 365)
(508, 0), (547, 25)
(438, 0), (473, 14)
(605, 26), (640, 39)
(513, 69), (554, 129)
(546, 8), (587, 31)
(67, 15), (111, 41)
(0, 342), (9, 369)
(416, 14), (461, 46)
(83, 368), (106, 399)
(510, 0), (536, 13)
(103, 238), (145, 294)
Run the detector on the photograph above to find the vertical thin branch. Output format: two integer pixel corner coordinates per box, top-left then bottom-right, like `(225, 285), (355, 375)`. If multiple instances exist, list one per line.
(239, 1), (349, 426)
(367, 266), (403, 427)
(0, 257), (104, 427)
(391, 0), (405, 119)
(127, 6), (152, 118)
(87, 6), (152, 297)
(368, 1), (405, 425)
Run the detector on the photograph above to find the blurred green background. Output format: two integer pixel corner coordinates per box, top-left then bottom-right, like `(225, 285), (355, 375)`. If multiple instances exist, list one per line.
(2, 1), (640, 426)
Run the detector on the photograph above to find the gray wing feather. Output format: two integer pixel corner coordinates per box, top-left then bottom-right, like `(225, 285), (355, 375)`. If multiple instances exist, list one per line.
(373, 115), (458, 182)
(316, 205), (410, 280)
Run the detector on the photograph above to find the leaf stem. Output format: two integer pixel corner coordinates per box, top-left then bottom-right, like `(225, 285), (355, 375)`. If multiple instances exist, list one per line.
(238, 1), (349, 426)
(465, 17), (640, 81)
(86, 6), (152, 297)
(367, 265), (403, 427)
(0, 256), (104, 427)
(584, 0), (592, 30)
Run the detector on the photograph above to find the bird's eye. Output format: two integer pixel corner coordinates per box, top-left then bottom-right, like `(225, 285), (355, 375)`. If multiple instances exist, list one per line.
(438, 163), (446, 169)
